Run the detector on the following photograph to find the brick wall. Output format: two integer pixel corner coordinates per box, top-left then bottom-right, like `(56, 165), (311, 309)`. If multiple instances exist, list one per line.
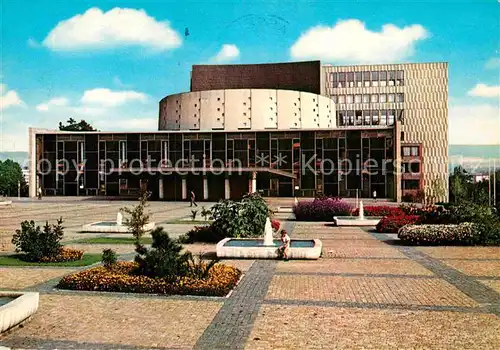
(190, 61), (322, 94)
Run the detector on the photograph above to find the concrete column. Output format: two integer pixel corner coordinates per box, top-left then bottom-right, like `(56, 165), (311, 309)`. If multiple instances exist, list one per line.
(28, 128), (37, 198)
(203, 176), (208, 200)
(224, 178), (230, 199)
(251, 171), (257, 193)
(182, 177), (187, 200)
(394, 120), (402, 202)
(158, 178), (164, 199)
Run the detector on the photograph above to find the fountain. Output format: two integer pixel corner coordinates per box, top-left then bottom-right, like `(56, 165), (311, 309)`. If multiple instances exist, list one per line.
(263, 218), (274, 246)
(0, 291), (39, 333)
(333, 200), (382, 227)
(81, 211), (155, 233)
(216, 217), (322, 259)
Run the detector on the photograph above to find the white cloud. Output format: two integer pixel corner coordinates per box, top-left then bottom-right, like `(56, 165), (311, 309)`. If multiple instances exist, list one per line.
(290, 19), (428, 63)
(0, 84), (25, 110)
(80, 88), (148, 107)
(467, 84), (500, 98)
(36, 97), (69, 111)
(485, 58), (500, 69)
(27, 38), (41, 48)
(211, 44), (240, 63)
(449, 104), (500, 145)
(43, 7), (182, 51)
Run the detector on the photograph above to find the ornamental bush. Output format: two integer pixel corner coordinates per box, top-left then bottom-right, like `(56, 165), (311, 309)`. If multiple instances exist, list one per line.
(376, 214), (421, 233)
(57, 261), (241, 296)
(12, 218), (65, 262)
(39, 247), (84, 263)
(210, 192), (271, 238)
(178, 225), (224, 244)
(293, 198), (353, 221)
(351, 206), (403, 217)
(271, 219), (281, 232)
(398, 223), (476, 245)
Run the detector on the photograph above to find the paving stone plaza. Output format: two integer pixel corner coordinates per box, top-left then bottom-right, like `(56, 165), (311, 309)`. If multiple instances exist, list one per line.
(1, 199), (499, 349)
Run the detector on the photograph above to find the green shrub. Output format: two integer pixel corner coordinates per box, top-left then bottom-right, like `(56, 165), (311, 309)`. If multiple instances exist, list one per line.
(134, 227), (192, 280)
(178, 225), (224, 243)
(190, 209), (198, 221)
(210, 192), (271, 238)
(11, 218), (64, 262)
(102, 248), (117, 268)
(200, 206), (211, 220)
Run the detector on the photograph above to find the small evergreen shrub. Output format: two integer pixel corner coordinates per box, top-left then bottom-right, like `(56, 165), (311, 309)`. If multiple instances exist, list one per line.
(102, 248), (117, 268)
(12, 218), (65, 262)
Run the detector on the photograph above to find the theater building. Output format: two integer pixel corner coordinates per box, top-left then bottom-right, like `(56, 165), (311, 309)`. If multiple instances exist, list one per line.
(29, 61), (448, 201)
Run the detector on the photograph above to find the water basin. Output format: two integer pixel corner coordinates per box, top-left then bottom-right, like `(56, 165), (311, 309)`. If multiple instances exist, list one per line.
(224, 239), (315, 248)
(0, 296), (16, 307)
(217, 238), (322, 259)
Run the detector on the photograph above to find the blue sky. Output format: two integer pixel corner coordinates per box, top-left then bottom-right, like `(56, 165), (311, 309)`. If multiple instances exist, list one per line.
(1, 0), (499, 151)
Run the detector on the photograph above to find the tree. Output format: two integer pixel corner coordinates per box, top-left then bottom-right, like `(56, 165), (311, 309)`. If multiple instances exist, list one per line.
(0, 159), (26, 196)
(449, 166), (472, 203)
(59, 118), (97, 131)
(425, 178), (446, 205)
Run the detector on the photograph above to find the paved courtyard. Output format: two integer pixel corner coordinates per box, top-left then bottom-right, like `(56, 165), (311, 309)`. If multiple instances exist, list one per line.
(1, 199), (499, 349)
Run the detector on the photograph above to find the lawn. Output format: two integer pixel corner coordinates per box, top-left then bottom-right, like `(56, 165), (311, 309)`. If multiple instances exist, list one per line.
(0, 254), (102, 267)
(70, 237), (153, 245)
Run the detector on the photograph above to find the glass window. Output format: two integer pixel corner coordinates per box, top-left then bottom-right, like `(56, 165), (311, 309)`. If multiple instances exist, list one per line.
(372, 110), (379, 125)
(363, 94), (370, 103)
(388, 93), (395, 102)
(402, 180), (420, 190)
(354, 94), (362, 103)
(347, 110), (355, 125)
(355, 72), (362, 87)
(388, 110), (395, 125)
(363, 71), (370, 86)
(355, 110), (363, 125)
(338, 72), (345, 87)
(397, 70), (404, 79)
(332, 96), (337, 103)
(371, 71), (379, 86)
(363, 110), (371, 125)
(371, 94), (379, 103)
(380, 110), (387, 125)
(411, 146), (419, 156)
(388, 70), (396, 86)
(346, 94), (354, 104)
(397, 93), (404, 102)
(380, 71), (387, 81)
(396, 70), (404, 86)
(331, 72), (338, 83)
(338, 95), (345, 104)
(347, 72), (354, 82)
(380, 94), (387, 103)
(402, 147), (411, 156)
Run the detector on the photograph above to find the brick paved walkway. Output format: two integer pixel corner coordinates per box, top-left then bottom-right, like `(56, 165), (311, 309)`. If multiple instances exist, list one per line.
(1, 201), (499, 349)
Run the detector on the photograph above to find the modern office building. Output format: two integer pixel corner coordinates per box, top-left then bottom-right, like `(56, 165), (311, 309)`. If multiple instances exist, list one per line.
(29, 61), (448, 201)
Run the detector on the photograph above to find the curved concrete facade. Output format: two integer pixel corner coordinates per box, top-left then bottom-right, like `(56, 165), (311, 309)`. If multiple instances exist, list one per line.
(158, 89), (336, 131)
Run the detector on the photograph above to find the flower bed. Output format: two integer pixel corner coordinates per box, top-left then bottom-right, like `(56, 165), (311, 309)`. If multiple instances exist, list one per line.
(57, 261), (242, 296)
(398, 223), (476, 245)
(271, 219), (281, 231)
(376, 214), (421, 233)
(293, 199), (353, 221)
(352, 206), (403, 217)
(39, 247), (84, 263)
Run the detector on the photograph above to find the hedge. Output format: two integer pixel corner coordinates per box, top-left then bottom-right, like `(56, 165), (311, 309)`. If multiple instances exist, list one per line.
(398, 223), (476, 245)
(376, 214), (421, 233)
(352, 205), (403, 217)
(293, 199), (353, 221)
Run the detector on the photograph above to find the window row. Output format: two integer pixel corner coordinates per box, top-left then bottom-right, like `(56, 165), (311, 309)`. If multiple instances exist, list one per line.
(402, 146), (420, 157)
(331, 70), (405, 88)
(337, 110), (396, 127)
(332, 93), (404, 104)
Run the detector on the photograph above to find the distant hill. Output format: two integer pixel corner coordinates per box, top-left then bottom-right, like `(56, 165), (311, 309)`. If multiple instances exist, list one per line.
(1, 145), (498, 171)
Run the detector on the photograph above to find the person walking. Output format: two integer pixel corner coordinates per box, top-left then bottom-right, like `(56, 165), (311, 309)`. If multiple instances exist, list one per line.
(37, 186), (43, 200)
(372, 189), (377, 202)
(190, 190), (197, 207)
